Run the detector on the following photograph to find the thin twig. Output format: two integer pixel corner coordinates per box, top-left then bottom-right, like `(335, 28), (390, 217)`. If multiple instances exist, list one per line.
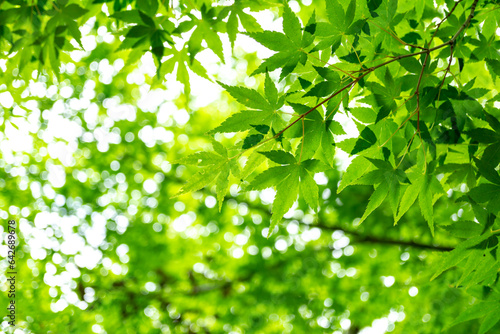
(299, 117), (305, 163)
(429, 0), (464, 46)
(379, 106), (418, 148)
(449, 0), (480, 44)
(303, 50), (357, 79)
(396, 132), (417, 168)
(437, 44), (455, 103)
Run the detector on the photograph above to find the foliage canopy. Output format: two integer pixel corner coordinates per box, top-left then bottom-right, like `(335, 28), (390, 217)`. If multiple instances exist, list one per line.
(1, 0), (500, 333)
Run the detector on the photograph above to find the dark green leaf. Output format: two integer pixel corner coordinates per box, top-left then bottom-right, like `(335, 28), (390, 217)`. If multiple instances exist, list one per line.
(259, 150), (296, 165)
(127, 25), (153, 38)
(242, 134), (264, 149)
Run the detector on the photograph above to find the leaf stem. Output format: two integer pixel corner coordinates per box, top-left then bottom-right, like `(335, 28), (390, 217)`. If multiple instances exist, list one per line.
(379, 104), (418, 148)
(299, 117), (305, 163)
(302, 50), (357, 79)
(437, 44), (455, 103)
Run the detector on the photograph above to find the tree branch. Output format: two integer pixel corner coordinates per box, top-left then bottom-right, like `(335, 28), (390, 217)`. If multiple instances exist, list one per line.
(307, 222), (454, 251)
(238, 198), (454, 251)
(229, 0), (480, 161)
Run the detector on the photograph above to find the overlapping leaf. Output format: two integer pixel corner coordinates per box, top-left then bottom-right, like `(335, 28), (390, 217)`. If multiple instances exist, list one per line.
(247, 154), (328, 236)
(174, 141), (238, 211)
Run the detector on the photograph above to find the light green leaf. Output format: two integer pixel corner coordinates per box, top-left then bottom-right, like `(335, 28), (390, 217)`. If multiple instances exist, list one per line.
(320, 127), (335, 167)
(479, 309), (500, 334)
(265, 72), (278, 106)
(282, 3), (301, 45)
(447, 302), (500, 330)
(238, 11), (262, 32)
(387, 175), (400, 219)
(300, 168), (319, 211)
(175, 152), (223, 166)
(209, 110), (271, 134)
(227, 12), (238, 47)
(246, 31), (294, 52)
(65, 19), (85, 48)
(216, 164), (231, 211)
(269, 165), (300, 236)
(301, 159), (330, 173)
(441, 221), (483, 238)
(241, 141), (275, 180)
(219, 82), (272, 110)
(354, 169), (387, 185)
(259, 150), (296, 165)
(299, 120), (323, 161)
(455, 248), (484, 287)
(350, 107), (377, 124)
(396, 175), (424, 223)
(326, 0), (344, 31)
(211, 139), (227, 157)
(431, 233), (495, 281)
(110, 10), (143, 24)
(359, 181), (390, 224)
(247, 165), (295, 191)
(189, 58), (211, 81)
(419, 176), (434, 236)
(174, 162), (224, 197)
(338, 156), (374, 193)
(251, 50), (301, 75)
(203, 26), (224, 63)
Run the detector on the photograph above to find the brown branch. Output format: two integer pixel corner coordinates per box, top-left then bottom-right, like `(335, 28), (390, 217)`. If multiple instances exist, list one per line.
(231, 0), (481, 173)
(230, 77), (359, 160)
(437, 44), (455, 102)
(309, 222), (454, 251)
(449, 0), (480, 44)
(238, 199), (454, 252)
(415, 51), (430, 132)
(430, 0), (464, 45)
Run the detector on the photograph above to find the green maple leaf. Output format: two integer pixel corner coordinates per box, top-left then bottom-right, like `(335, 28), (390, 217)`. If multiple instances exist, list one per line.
(246, 3), (311, 79)
(445, 301), (500, 333)
(359, 181), (390, 224)
(212, 77), (284, 134)
(218, 82), (272, 110)
(269, 165), (300, 236)
(173, 141), (237, 211)
(157, 46), (210, 95)
(396, 163), (444, 234)
(431, 232), (497, 281)
(326, 0), (357, 32)
(247, 155), (327, 236)
(218, 1), (262, 47)
(338, 156), (376, 193)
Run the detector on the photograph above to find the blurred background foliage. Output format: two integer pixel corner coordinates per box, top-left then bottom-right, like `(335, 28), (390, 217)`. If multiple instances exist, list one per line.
(0, 0), (498, 333)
